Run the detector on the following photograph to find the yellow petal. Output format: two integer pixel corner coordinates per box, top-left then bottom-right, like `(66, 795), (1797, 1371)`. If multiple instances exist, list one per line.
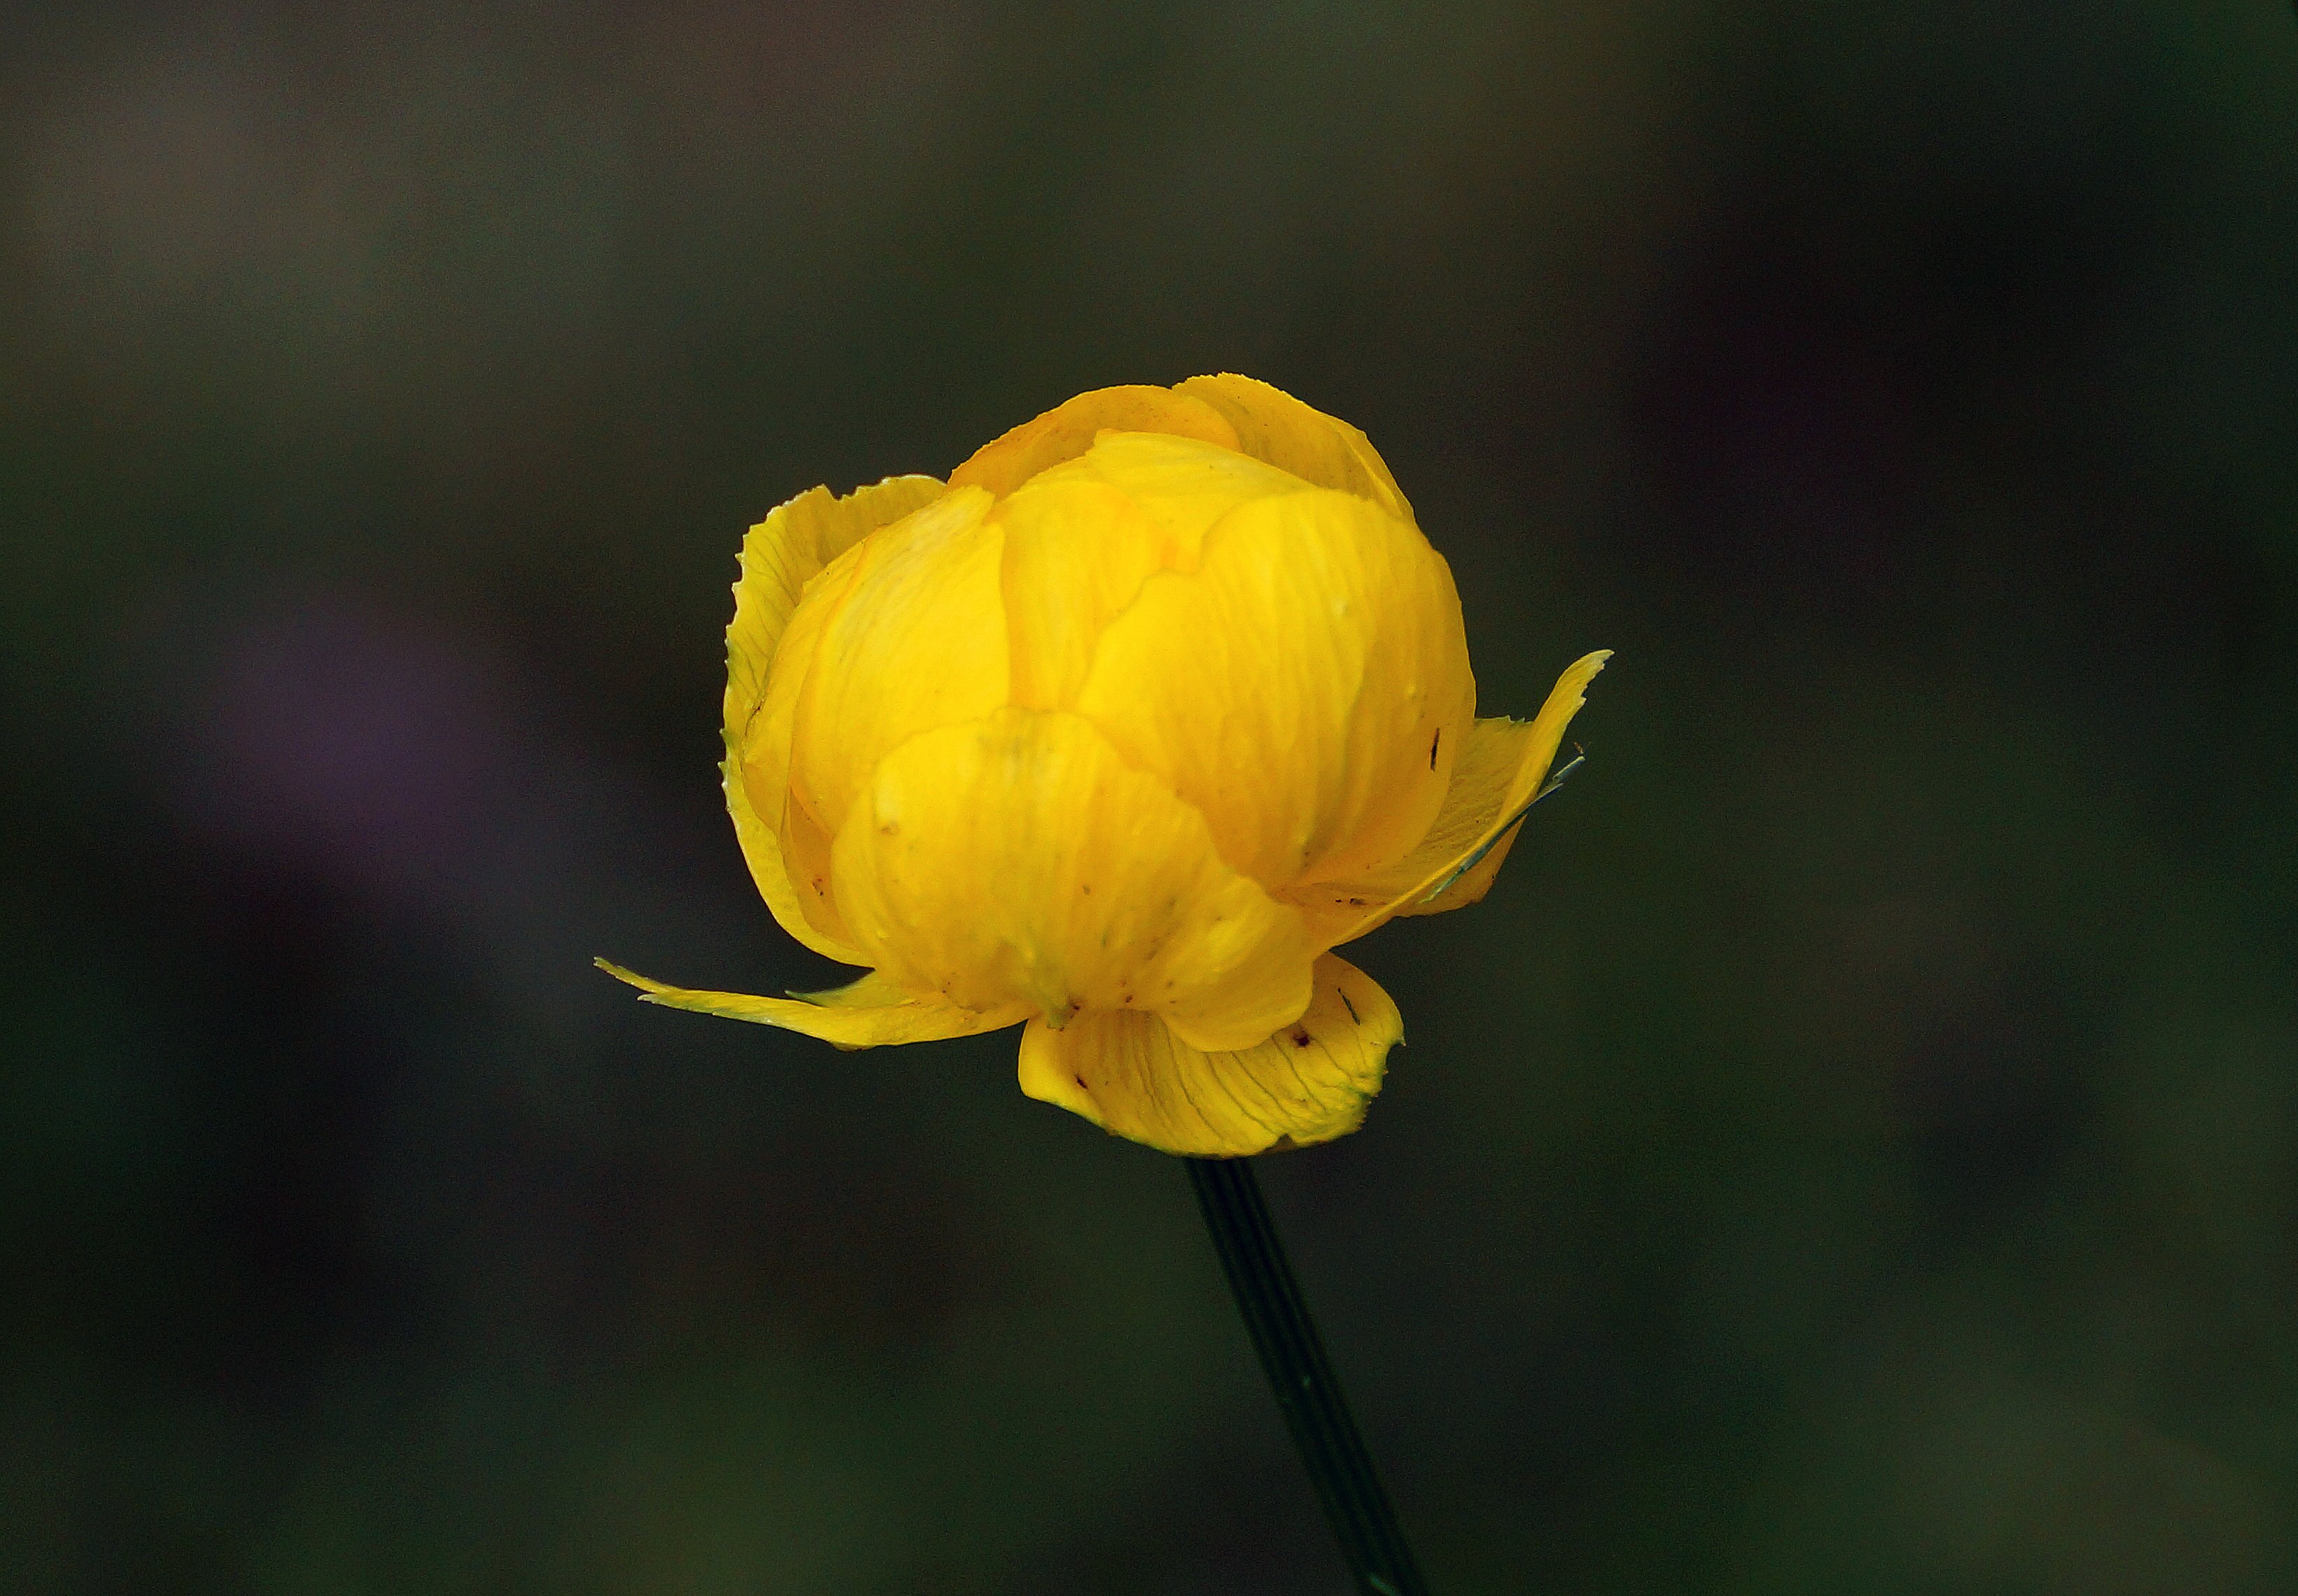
(594, 959), (1029, 1049)
(1075, 486), (1473, 892)
(1290, 650), (1611, 947)
(1024, 429), (1312, 554)
(1174, 373), (1414, 524)
(994, 433), (1311, 709)
(947, 384), (1241, 498)
(741, 540), (871, 954)
(724, 475), (946, 963)
(829, 708), (1317, 1052)
(994, 477), (1180, 711)
(786, 485), (1009, 839)
(766, 780), (860, 955)
(1015, 953), (1402, 1156)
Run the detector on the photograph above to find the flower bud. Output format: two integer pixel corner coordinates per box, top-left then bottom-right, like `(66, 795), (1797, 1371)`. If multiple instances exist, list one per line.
(605, 375), (1606, 1156)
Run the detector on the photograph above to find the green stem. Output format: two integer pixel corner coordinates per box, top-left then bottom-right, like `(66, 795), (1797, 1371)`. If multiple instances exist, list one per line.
(1186, 1156), (1432, 1596)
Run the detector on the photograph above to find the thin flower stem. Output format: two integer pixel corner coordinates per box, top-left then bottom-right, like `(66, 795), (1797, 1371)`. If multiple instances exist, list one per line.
(1185, 1156), (1432, 1596)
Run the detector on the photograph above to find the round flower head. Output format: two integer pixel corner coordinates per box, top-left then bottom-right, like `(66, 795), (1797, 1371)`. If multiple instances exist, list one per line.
(604, 375), (1606, 1156)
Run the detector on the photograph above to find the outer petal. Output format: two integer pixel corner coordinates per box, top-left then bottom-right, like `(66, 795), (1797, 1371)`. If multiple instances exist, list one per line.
(1174, 373), (1414, 524)
(829, 707), (1318, 1052)
(1015, 954), (1402, 1156)
(947, 384), (1241, 498)
(594, 960), (1030, 1049)
(786, 485), (1008, 839)
(1290, 650), (1611, 948)
(741, 559), (867, 953)
(724, 474), (945, 963)
(1075, 486), (1473, 892)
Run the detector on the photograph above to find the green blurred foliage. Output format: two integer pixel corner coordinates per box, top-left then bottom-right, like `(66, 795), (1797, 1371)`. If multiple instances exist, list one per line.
(4, 1), (2296, 1591)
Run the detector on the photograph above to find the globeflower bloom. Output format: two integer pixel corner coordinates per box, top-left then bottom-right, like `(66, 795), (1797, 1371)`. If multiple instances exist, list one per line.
(604, 375), (1606, 1156)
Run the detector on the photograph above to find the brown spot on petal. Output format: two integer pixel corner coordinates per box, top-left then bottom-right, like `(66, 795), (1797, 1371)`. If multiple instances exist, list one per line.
(1288, 1028), (1313, 1048)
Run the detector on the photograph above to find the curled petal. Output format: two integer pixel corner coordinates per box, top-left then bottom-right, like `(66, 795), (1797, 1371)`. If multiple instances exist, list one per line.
(830, 708), (1317, 1052)
(1076, 486), (1472, 892)
(725, 475), (945, 963)
(786, 486), (1009, 839)
(1291, 650), (1611, 947)
(1174, 373), (1414, 524)
(948, 384), (1241, 498)
(594, 960), (1029, 1049)
(1016, 955), (1402, 1156)
(741, 542), (868, 953)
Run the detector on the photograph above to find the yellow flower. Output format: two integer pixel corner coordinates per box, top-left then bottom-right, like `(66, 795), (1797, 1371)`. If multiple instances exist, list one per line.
(603, 375), (1606, 1156)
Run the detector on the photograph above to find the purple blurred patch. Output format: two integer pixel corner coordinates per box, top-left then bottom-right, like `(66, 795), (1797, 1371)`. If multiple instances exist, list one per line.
(169, 587), (525, 907)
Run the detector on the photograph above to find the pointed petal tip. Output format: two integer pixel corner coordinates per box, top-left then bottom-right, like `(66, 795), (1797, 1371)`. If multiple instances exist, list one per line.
(596, 960), (1031, 1044)
(595, 957), (665, 995)
(595, 958), (693, 1011)
(1299, 648), (1613, 943)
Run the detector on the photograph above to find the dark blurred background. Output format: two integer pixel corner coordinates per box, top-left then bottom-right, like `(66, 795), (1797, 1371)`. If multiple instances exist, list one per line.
(5, 3), (2297, 1592)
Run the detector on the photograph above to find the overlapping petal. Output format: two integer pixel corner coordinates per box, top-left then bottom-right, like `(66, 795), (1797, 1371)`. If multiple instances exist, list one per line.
(1075, 486), (1473, 892)
(1174, 373), (1414, 524)
(786, 485), (1008, 839)
(948, 384), (1241, 498)
(741, 570), (864, 954)
(829, 707), (1317, 1051)
(595, 960), (1029, 1049)
(996, 433), (1314, 710)
(1288, 650), (1611, 947)
(1023, 430), (1310, 554)
(724, 475), (946, 963)
(1015, 953), (1401, 1156)
(994, 477), (1182, 713)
